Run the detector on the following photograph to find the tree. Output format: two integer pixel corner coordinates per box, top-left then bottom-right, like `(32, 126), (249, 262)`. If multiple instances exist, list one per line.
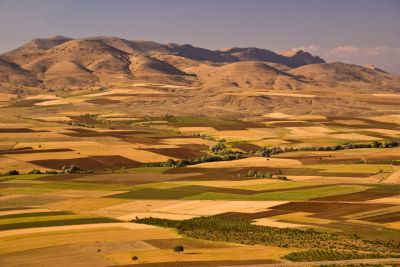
(8, 170), (19, 175)
(173, 245), (184, 253)
(164, 159), (177, 167)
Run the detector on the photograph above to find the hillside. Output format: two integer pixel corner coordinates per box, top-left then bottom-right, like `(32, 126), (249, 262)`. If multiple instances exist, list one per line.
(0, 36), (332, 89)
(1, 36), (399, 117)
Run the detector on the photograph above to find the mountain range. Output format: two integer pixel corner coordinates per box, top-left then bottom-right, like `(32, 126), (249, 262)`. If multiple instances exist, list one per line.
(1, 36), (399, 118)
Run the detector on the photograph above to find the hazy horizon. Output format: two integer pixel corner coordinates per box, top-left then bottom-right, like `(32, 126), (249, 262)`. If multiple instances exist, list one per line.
(1, 0), (399, 73)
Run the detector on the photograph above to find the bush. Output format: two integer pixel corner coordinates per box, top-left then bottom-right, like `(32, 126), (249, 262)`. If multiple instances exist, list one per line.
(164, 159), (177, 167)
(28, 169), (42, 174)
(131, 256), (138, 260)
(246, 169), (274, 179)
(173, 245), (184, 253)
(7, 170), (19, 175)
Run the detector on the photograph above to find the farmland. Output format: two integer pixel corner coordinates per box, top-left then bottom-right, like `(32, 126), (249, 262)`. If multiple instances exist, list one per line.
(0, 82), (400, 266)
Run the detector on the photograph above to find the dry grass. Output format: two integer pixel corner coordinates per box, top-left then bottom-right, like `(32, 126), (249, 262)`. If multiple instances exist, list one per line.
(270, 212), (335, 225)
(263, 112), (294, 119)
(0, 93), (17, 101)
(253, 218), (308, 228)
(0, 223), (177, 253)
(93, 200), (287, 220)
(45, 198), (130, 213)
(331, 133), (379, 141)
(0, 156), (46, 172)
(105, 244), (293, 265)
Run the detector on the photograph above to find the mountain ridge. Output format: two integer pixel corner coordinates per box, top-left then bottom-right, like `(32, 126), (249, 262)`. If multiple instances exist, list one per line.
(0, 36), (398, 93)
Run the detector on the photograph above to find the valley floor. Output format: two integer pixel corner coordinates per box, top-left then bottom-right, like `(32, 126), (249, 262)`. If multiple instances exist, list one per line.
(0, 83), (400, 266)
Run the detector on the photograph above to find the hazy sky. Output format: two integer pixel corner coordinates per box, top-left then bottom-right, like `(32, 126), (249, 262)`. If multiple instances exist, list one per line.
(1, 0), (399, 72)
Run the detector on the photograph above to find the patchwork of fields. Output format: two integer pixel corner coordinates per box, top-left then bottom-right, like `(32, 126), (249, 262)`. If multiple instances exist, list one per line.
(1, 83), (400, 266)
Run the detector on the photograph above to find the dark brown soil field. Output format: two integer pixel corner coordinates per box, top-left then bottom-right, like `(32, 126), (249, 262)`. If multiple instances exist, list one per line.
(179, 144), (209, 151)
(312, 203), (392, 220)
(232, 143), (260, 153)
(267, 121), (316, 127)
(145, 148), (208, 159)
(0, 128), (46, 133)
(314, 189), (395, 201)
(85, 98), (121, 105)
(105, 93), (174, 98)
(89, 155), (142, 168)
(361, 211), (400, 223)
(30, 155), (141, 171)
(272, 201), (391, 216)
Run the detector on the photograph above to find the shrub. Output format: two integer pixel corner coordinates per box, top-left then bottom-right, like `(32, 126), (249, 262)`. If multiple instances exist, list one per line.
(8, 170), (19, 175)
(131, 256), (138, 260)
(164, 159), (177, 167)
(173, 245), (184, 253)
(28, 169), (42, 174)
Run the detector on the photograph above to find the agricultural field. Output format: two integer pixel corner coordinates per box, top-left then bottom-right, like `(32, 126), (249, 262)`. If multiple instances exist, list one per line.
(0, 82), (400, 266)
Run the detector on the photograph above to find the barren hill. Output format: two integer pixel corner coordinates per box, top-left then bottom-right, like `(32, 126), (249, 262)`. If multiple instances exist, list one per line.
(1, 36), (333, 89)
(1, 36), (399, 117)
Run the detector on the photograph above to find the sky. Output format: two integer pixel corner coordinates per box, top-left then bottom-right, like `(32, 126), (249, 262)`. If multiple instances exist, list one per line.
(0, 0), (399, 73)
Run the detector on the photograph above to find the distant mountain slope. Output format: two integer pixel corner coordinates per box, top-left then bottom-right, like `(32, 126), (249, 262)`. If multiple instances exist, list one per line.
(0, 56), (39, 86)
(1, 36), (398, 92)
(190, 61), (300, 89)
(222, 47), (325, 67)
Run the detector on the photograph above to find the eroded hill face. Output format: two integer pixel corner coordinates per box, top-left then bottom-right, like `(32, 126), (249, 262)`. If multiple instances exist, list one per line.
(1, 36), (328, 88)
(1, 36), (400, 118)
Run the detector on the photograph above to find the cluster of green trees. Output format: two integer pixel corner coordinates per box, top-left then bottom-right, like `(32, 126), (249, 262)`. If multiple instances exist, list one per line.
(245, 169), (288, 180)
(191, 132), (216, 141)
(132, 216), (399, 253)
(5, 170), (19, 175)
(246, 169), (273, 178)
(61, 165), (94, 174)
(2, 166), (95, 176)
(28, 169), (59, 174)
(254, 140), (400, 157)
(245, 169), (287, 180)
(209, 139), (229, 154)
(144, 153), (243, 168)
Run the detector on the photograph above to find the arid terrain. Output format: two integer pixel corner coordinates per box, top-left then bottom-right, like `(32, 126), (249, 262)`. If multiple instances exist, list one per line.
(0, 36), (400, 267)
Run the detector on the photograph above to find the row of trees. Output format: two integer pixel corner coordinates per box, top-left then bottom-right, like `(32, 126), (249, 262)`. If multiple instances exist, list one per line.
(2, 165), (94, 176)
(246, 169), (288, 180)
(144, 153), (243, 168)
(254, 140), (400, 157)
